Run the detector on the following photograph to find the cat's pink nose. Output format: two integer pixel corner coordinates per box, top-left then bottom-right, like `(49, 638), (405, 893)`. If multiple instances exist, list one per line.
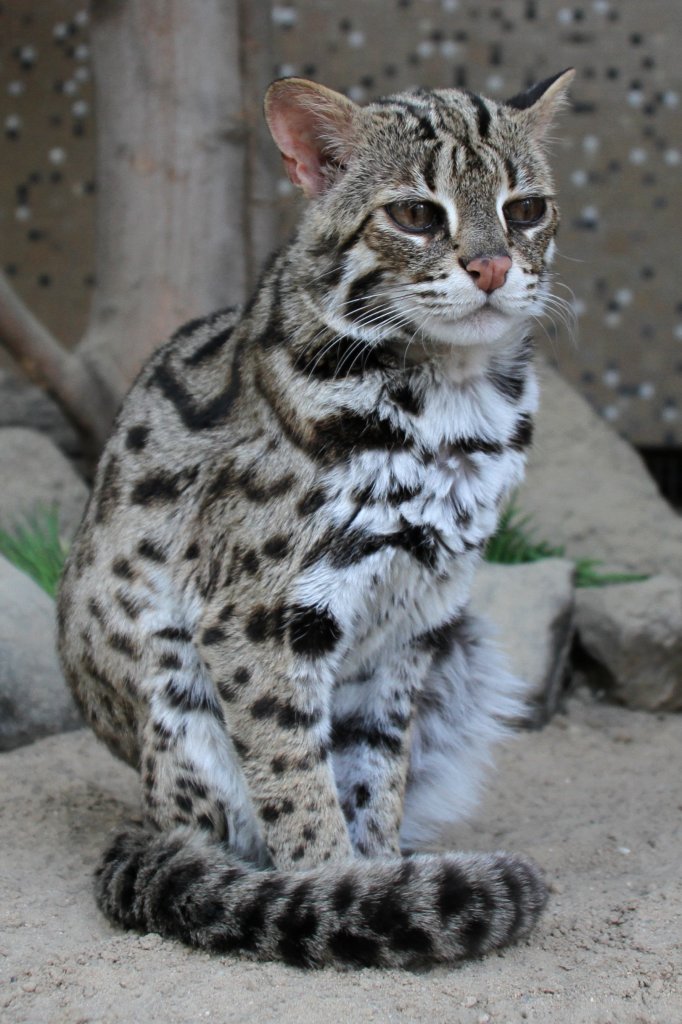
(464, 255), (512, 293)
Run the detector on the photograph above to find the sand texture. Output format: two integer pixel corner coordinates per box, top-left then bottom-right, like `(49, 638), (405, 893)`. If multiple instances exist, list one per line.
(1, 692), (680, 1024)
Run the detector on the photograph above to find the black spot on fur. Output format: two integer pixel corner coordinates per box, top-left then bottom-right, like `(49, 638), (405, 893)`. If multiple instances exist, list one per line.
(260, 803), (281, 822)
(438, 863), (474, 919)
(164, 678), (220, 717)
(329, 929), (381, 966)
(234, 666), (251, 685)
(137, 538), (167, 562)
(115, 590), (142, 620)
(236, 470), (294, 503)
(154, 626), (192, 642)
(331, 718), (403, 756)
(126, 424), (149, 451)
(159, 651), (182, 670)
(454, 436), (504, 457)
(312, 411), (411, 461)
(387, 379), (423, 416)
(175, 793), (193, 813)
(94, 456), (121, 524)
(288, 605), (341, 657)
(509, 413), (534, 450)
(270, 755), (287, 774)
(333, 876), (356, 915)
(297, 488), (326, 516)
(276, 703), (322, 731)
(487, 365), (527, 403)
(245, 604), (286, 643)
(112, 557), (134, 579)
(130, 471), (183, 506)
(276, 883), (319, 966)
(88, 597), (104, 624)
(418, 615), (464, 660)
(291, 845), (306, 862)
(354, 783), (371, 808)
(262, 535), (289, 560)
(184, 542), (200, 560)
(149, 858), (206, 933)
(201, 626), (225, 646)
(241, 549), (260, 575)
(107, 631), (139, 660)
(250, 695), (278, 720)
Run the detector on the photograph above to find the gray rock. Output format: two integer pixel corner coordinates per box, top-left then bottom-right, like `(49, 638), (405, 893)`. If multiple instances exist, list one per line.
(517, 360), (682, 579)
(0, 367), (82, 459)
(471, 558), (576, 724)
(575, 575), (682, 711)
(0, 555), (81, 751)
(0, 427), (89, 540)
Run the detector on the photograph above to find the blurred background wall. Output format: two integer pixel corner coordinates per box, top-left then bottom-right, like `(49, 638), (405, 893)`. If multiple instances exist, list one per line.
(1, 0), (680, 489)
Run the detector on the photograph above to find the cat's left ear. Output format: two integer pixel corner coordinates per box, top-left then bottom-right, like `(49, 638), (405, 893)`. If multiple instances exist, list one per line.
(505, 68), (576, 140)
(264, 78), (358, 198)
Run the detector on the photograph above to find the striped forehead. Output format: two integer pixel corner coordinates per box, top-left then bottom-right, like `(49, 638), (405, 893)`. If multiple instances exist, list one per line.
(368, 89), (511, 191)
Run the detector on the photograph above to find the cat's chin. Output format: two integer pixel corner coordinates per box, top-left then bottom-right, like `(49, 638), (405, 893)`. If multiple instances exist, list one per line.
(424, 306), (522, 347)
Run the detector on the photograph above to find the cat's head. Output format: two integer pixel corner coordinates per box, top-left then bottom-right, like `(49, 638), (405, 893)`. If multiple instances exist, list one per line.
(265, 71), (574, 349)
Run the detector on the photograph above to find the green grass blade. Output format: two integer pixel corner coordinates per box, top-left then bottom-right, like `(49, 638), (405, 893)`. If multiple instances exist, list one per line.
(0, 505), (69, 598)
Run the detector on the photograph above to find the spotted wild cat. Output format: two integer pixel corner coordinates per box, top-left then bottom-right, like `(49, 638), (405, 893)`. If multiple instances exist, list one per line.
(57, 69), (574, 967)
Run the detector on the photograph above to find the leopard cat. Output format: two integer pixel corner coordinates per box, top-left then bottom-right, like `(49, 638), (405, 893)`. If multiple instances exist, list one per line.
(57, 69), (574, 968)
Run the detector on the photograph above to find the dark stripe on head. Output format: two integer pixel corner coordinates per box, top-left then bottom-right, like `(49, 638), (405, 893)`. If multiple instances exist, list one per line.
(504, 157), (518, 191)
(421, 141), (442, 192)
(466, 91), (492, 138)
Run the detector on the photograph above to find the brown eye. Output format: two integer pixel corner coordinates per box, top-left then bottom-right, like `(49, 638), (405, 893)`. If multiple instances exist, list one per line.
(504, 196), (547, 226)
(385, 200), (441, 234)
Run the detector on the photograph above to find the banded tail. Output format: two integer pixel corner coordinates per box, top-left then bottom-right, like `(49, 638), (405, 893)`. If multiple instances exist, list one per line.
(96, 825), (547, 967)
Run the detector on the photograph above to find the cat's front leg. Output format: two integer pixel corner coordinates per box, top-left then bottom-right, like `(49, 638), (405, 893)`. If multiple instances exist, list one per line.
(197, 622), (353, 871)
(332, 643), (430, 858)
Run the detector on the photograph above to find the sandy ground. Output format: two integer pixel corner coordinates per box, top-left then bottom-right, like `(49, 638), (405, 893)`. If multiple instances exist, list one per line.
(1, 689), (680, 1024)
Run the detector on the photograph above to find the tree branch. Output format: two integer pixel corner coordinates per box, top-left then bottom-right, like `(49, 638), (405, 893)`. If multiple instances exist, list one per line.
(0, 270), (105, 444)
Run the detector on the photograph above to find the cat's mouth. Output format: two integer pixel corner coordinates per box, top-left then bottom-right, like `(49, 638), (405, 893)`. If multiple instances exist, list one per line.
(421, 301), (518, 346)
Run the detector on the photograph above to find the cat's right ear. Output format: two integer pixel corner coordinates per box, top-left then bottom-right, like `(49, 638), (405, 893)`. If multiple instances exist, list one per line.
(264, 78), (358, 198)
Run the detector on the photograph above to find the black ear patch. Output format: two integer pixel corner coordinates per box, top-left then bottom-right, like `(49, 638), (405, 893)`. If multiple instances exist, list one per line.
(505, 69), (574, 110)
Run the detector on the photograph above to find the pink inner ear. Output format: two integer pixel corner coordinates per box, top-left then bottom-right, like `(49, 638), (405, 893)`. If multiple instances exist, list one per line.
(266, 82), (354, 198)
(267, 101), (330, 196)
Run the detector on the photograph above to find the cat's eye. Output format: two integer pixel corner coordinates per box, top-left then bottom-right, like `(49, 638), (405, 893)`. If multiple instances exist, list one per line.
(385, 200), (442, 234)
(504, 196), (547, 226)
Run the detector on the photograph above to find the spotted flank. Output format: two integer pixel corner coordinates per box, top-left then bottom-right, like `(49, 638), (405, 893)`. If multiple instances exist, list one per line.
(58, 71), (573, 965)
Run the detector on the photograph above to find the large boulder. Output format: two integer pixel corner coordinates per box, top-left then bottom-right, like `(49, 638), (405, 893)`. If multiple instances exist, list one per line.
(471, 558), (576, 724)
(575, 575), (682, 712)
(518, 360), (682, 579)
(0, 427), (89, 540)
(0, 555), (81, 750)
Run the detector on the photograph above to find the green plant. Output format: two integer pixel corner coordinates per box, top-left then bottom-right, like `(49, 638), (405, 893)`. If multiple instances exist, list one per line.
(0, 506), (68, 598)
(485, 504), (648, 588)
